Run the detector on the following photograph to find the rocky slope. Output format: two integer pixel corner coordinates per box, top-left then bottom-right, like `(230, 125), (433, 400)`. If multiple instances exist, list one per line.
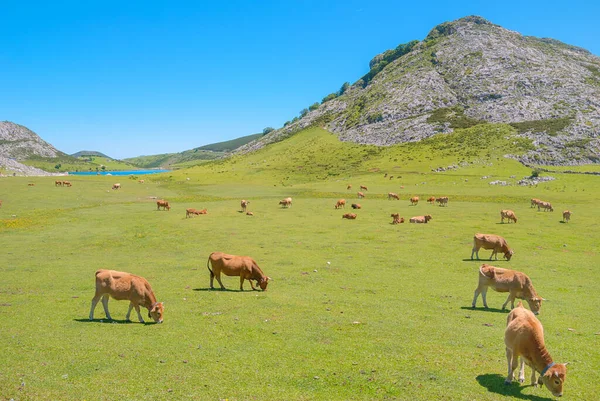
(0, 121), (65, 175)
(239, 16), (600, 165)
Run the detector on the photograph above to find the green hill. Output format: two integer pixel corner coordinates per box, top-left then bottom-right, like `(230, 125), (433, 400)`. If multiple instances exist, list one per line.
(71, 150), (112, 159)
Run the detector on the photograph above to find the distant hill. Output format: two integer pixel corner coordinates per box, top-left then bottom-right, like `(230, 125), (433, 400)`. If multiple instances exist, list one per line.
(0, 121), (66, 160)
(125, 133), (262, 168)
(240, 16), (600, 166)
(71, 150), (112, 159)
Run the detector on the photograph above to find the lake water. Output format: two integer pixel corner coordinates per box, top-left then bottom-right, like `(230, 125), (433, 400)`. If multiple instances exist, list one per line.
(68, 169), (170, 176)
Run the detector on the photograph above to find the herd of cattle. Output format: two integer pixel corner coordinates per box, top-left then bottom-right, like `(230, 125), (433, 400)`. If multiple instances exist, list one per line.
(4, 179), (571, 396)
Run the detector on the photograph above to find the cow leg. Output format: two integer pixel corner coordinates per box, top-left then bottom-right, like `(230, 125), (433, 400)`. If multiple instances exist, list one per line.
(101, 294), (112, 320)
(209, 269), (215, 289)
(89, 294), (102, 320)
(490, 250), (497, 260)
(518, 358), (526, 383)
(505, 348), (516, 384)
(530, 365), (538, 386)
(471, 247), (478, 260)
(125, 303), (133, 321)
(472, 287), (481, 308)
(480, 287), (489, 309)
(239, 276), (245, 291)
(134, 304), (145, 323)
(501, 293), (513, 310)
(249, 280), (257, 291)
(215, 273), (226, 290)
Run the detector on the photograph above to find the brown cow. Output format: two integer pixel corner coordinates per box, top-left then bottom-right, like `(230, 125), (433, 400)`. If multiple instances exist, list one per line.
(500, 210), (518, 224)
(530, 198), (541, 208)
(334, 199), (346, 209)
(472, 264), (544, 314)
(342, 213), (357, 219)
(538, 201), (553, 212)
(427, 196), (436, 204)
(55, 180), (63, 186)
(410, 196), (419, 206)
(562, 210), (571, 223)
(63, 181), (72, 187)
(504, 302), (567, 396)
(0, 200), (2, 208)
(207, 252), (270, 291)
(409, 215), (432, 223)
(471, 233), (513, 261)
(89, 269), (164, 323)
(347, 184), (352, 190)
(279, 198), (292, 208)
(195, 209), (207, 215)
(246, 211), (254, 216)
(388, 192), (400, 200)
(436, 196), (448, 206)
(186, 208), (197, 218)
(241, 199), (250, 212)
(157, 200), (171, 211)
(351, 203), (361, 209)
(391, 213), (404, 224)
(357, 191), (365, 199)
(28, 183), (35, 186)
(112, 183), (121, 190)
(139, 179), (145, 184)
(360, 185), (368, 191)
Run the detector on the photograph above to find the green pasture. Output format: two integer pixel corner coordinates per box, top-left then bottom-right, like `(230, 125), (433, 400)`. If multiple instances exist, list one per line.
(1, 128), (599, 400)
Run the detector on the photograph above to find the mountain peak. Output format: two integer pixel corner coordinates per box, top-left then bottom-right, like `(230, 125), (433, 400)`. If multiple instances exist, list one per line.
(425, 15), (496, 41)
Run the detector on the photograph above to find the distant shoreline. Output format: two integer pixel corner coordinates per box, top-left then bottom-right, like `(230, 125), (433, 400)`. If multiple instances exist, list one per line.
(68, 169), (170, 176)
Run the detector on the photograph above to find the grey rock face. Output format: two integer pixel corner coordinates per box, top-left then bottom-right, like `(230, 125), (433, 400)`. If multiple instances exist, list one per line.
(0, 121), (62, 160)
(240, 16), (600, 165)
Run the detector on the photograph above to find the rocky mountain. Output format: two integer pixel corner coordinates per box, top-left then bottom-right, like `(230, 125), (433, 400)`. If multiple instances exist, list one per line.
(0, 121), (66, 176)
(239, 16), (600, 165)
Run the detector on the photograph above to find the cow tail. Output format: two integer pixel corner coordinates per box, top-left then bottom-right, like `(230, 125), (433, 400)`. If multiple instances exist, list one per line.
(206, 255), (214, 278)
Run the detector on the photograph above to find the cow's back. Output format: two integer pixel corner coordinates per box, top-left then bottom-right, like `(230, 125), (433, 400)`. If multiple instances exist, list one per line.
(505, 304), (544, 353)
(95, 269), (146, 301)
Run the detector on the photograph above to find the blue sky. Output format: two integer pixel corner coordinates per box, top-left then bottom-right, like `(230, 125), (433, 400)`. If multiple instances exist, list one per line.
(1, 0), (598, 159)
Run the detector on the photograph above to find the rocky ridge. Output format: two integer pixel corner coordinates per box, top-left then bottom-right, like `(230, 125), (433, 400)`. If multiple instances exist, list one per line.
(238, 16), (600, 165)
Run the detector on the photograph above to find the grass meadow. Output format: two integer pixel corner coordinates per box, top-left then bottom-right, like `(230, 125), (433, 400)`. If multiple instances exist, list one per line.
(1, 128), (599, 400)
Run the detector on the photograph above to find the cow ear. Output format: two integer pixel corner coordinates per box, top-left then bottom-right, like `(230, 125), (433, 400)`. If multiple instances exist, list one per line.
(541, 298), (548, 301)
(563, 362), (569, 366)
(267, 277), (272, 281)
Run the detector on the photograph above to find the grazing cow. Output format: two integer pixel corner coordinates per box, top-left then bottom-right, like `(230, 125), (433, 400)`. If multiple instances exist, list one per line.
(472, 264), (544, 314)
(186, 208), (197, 218)
(409, 215), (432, 224)
(427, 196), (436, 204)
(410, 196), (419, 206)
(391, 213), (404, 224)
(347, 184), (352, 190)
(342, 213), (357, 219)
(334, 199), (346, 209)
(360, 185), (368, 191)
(538, 201), (553, 212)
(500, 210), (518, 224)
(240, 199), (250, 212)
(89, 269), (164, 323)
(351, 203), (361, 209)
(112, 183), (121, 190)
(388, 192), (400, 200)
(63, 181), (72, 187)
(246, 211), (254, 216)
(279, 198), (292, 208)
(207, 252), (270, 291)
(28, 183), (35, 186)
(139, 179), (144, 184)
(530, 198), (541, 208)
(471, 233), (513, 261)
(0, 200), (2, 208)
(562, 210), (571, 223)
(389, 176), (394, 180)
(55, 180), (63, 186)
(357, 191), (365, 199)
(156, 200), (171, 211)
(436, 196), (448, 206)
(504, 302), (567, 396)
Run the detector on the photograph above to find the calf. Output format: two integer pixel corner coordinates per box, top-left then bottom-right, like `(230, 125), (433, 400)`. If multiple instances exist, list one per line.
(471, 233), (513, 261)
(157, 200), (171, 211)
(427, 196), (436, 204)
(207, 252), (270, 291)
(504, 302), (567, 396)
(562, 210), (571, 223)
(500, 209), (518, 224)
(472, 264), (544, 314)
(89, 269), (164, 323)
(409, 215), (432, 223)
(240, 199), (250, 212)
(410, 196), (419, 206)
(342, 213), (357, 219)
(391, 213), (404, 224)
(351, 203), (361, 209)
(388, 192), (400, 200)
(334, 199), (346, 209)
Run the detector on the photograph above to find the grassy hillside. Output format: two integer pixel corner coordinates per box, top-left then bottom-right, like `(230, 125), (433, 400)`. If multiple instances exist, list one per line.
(197, 133), (262, 152)
(23, 155), (137, 173)
(1, 128), (598, 400)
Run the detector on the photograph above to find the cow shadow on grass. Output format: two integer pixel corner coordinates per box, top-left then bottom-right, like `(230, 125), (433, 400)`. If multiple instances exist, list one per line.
(192, 288), (243, 292)
(476, 373), (553, 401)
(462, 259), (510, 263)
(460, 306), (509, 314)
(74, 318), (154, 325)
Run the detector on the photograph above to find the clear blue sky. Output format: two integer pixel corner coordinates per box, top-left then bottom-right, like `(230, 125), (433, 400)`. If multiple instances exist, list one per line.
(1, 0), (598, 159)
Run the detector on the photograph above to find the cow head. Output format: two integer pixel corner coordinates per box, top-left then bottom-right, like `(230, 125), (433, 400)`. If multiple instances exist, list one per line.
(527, 297), (544, 315)
(540, 363), (567, 397)
(258, 277), (271, 291)
(424, 215), (432, 222)
(504, 250), (514, 261)
(148, 302), (164, 323)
